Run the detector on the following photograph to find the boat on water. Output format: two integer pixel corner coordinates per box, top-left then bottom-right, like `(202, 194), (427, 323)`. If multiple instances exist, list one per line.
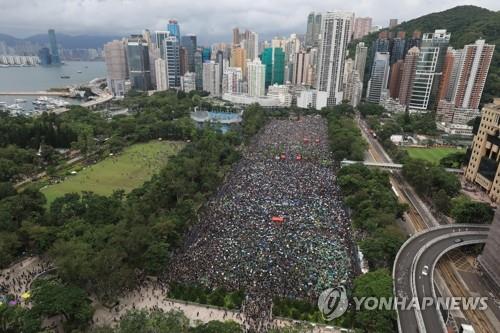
(15, 98), (27, 103)
(60, 75), (71, 79)
(77, 70), (83, 74)
(7, 104), (24, 111)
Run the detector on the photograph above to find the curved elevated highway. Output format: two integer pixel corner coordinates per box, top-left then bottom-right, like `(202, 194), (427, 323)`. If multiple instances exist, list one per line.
(394, 224), (490, 332)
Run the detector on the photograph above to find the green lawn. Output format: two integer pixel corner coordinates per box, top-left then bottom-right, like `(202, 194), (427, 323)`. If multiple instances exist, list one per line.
(404, 147), (463, 165)
(41, 141), (184, 204)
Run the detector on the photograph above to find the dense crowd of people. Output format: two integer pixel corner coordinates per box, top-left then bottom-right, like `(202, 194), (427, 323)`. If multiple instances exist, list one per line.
(170, 115), (358, 331)
(0, 257), (52, 297)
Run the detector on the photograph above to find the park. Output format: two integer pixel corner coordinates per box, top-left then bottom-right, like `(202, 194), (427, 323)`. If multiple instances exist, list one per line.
(41, 140), (183, 204)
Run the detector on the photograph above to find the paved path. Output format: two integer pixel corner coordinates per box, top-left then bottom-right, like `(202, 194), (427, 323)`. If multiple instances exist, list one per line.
(2, 257), (346, 332)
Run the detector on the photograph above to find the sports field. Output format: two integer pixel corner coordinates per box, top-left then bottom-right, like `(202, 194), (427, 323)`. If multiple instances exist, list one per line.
(41, 141), (184, 204)
(404, 147), (462, 164)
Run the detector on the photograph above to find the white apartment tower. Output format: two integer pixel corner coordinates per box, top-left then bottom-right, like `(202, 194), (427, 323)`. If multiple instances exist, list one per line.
(247, 58), (266, 97)
(315, 11), (354, 110)
(155, 58), (167, 91)
(202, 61), (221, 97)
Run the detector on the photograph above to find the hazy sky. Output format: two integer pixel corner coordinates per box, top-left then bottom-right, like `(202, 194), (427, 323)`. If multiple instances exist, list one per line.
(1, 0), (499, 43)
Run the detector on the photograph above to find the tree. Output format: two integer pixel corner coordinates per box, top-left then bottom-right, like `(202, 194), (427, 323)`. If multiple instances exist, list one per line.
(359, 226), (406, 269)
(353, 269), (396, 333)
(31, 279), (94, 331)
(0, 182), (16, 200)
(451, 196), (494, 224)
(190, 320), (243, 333)
(0, 232), (21, 268)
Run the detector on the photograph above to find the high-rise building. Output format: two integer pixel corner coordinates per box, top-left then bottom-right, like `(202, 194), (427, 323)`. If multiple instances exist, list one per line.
(215, 50), (225, 93)
(202, 61), (221, 97)
(232, 27), (240, 47)
(453, 39), (495, 110)
(478, 209), (500, 290)
(315, 11), (353, 109)
(408, 29), (450, 111)
(181, 72), (196, 92)
(194, 50), (203, 90)
(389, 19), (398, 29)
(126, 35), (152, 91)
(181, 34), (197, 72)
(104, 40), (129, 96)
(465, 99), (500, 202)
(164, 36), (181, 88)
(222, 67), (243, 94)
(390, 38), (406, 65)
(47, 29), (61, 65)
(246, 31), (259, 61)
(437, 48), (460, 102)
(388, 60), (403, 99)
(155, 58), (167, 91)
(231, 47), (246, 76)
(353, 17), (372, 40)
(292, 51), (311, 85)
(202, 47), (211, 62)
(247, 58), (266, 97)
(366, 52), (390, 103)
(398, 47), (420, 106)
(155, 31), (170, 58)
(179, 47), (188, 76)
(38, 48), (51, 66)
(306, 12), (322, 48)
(261, 47), (285, 87)
(167, 19), (180, 41)
(354, 42), (368, 82)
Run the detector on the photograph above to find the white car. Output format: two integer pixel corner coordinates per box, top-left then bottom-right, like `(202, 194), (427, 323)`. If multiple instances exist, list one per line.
(422, 265), (429, 276)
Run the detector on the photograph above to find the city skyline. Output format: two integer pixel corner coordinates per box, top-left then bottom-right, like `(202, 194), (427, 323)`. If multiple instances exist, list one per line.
(1, 0), (500, 44)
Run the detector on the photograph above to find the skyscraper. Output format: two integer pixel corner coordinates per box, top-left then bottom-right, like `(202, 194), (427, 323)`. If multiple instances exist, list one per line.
(261, 48), (285, 87)
(292, 51), (311, 85)
(366, 52), (390, 103)
(179, 47), (188, 76)
(315, 11), (353, 109)
(398, 47), (420, 106)
(181, 34), (197, 72)
(453, 39), (495, 110)
(194, 50), (203, 90)
(155, 31), (170, 58)
(38, 48), (51, 66)
(232, 28), (240, 47)
(478, 209), (500, 290)
(202, 47), (211, 62)
(202, 61), (221, 97)
(104, 40), (129, 96)
(231, 47), (246, 77)
(247, 58), (266, 97)
(305, 13), (322, 48)
(167, 19), (180, 41)
(354, 42), (368, 82)
(126, 35), (152, 91)
(409, 29), (450, 111)
(155, 58), (167, 91)
(388, 60), (403, 99)
(353, 17), (372, 40)
(246, 31), (259, 61)
(164, 36), (181, 88)
(47, 29), (61, 65)
(390, 37), (406, 65)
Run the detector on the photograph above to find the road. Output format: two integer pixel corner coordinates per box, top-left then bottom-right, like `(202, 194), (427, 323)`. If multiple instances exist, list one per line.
(394, 225), (490, 333)
(355, 116), (499, 332)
